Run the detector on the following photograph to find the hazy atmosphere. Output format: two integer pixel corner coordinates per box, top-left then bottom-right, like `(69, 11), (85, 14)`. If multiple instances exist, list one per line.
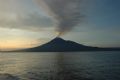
(0, 1), (120, 80)
(0, 0), (120, 50)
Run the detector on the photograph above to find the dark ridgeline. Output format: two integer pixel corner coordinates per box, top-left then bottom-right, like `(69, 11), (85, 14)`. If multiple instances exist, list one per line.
(23, 37), (120, 52)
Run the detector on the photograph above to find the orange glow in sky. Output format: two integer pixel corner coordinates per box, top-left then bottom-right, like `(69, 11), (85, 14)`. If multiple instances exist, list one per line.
(0, 39), (37, 51)
(0, 28), (56, 51)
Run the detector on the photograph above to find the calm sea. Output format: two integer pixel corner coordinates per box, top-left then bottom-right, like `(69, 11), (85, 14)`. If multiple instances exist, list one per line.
(0, 51), (120, 80)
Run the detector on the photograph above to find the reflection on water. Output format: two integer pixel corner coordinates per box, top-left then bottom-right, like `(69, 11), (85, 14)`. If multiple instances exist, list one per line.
(0, 52), (92, 80)
(0, 52), (120, 80)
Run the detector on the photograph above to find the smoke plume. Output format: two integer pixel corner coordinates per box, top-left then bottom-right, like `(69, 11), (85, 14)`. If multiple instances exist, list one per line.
(34, 0), (83, 36)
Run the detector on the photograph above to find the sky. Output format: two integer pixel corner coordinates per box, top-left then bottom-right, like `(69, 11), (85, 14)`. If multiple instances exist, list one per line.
(0, 0), (120, 51)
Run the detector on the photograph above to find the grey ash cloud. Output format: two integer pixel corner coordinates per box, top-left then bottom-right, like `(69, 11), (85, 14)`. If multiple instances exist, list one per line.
(34, 0), (84, 35)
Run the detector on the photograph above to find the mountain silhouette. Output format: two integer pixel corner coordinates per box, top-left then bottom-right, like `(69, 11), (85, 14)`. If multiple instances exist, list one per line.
(23, 37), (120, 52)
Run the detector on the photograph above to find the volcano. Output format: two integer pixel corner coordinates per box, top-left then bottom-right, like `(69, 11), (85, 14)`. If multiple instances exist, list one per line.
(23, 37), (120, 52)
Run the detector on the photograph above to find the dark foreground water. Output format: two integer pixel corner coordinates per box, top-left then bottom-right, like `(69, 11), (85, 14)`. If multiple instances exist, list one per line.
(0, 51), (120, 80)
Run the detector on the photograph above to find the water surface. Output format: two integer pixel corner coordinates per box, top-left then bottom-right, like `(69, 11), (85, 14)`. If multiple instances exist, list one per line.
(0, 51), (120, 80)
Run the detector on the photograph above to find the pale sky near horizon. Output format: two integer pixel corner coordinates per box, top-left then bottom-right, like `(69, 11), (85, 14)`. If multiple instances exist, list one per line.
(0, 0), (120, 50)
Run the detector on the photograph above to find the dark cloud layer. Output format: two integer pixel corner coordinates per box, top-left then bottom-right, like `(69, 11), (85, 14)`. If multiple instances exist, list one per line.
(0, 13), (54, 31)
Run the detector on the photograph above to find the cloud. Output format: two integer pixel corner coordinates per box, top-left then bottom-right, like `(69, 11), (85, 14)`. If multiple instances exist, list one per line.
(34, 0), (84, 35)
(0, 12), (55, 31)
(0, 0), (55, 31)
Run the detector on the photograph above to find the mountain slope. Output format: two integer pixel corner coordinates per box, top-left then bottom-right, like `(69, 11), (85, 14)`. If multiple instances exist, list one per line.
(23, 37), (120, 52)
